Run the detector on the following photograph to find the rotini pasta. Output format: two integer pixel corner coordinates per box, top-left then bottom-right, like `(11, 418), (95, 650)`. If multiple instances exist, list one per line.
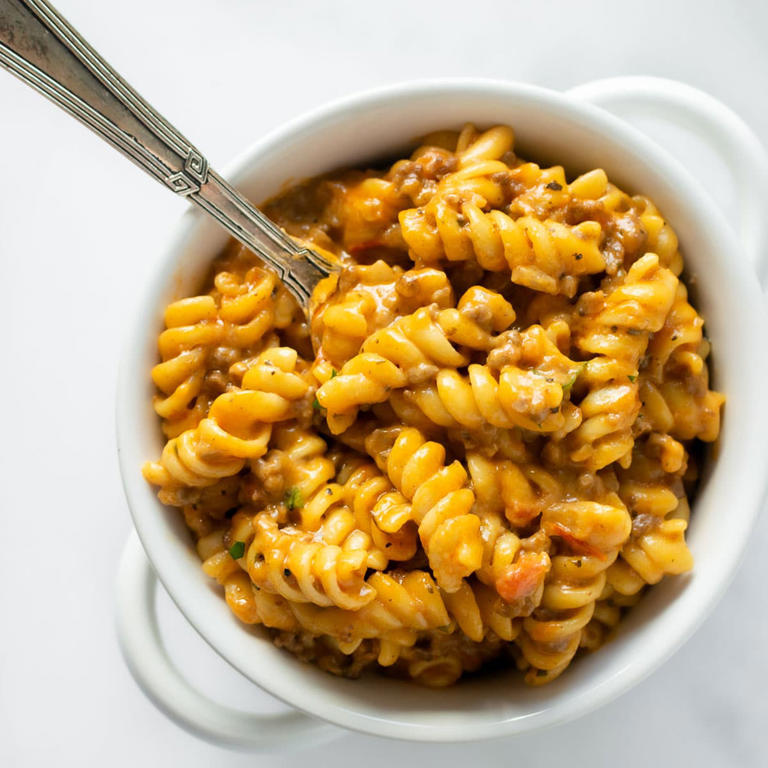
(144, 123), (723, 688)
(365, 426), (484, 593)
(316, 286), (516, 434)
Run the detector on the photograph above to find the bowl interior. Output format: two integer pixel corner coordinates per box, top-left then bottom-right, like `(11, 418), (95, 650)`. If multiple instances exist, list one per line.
(119, 81), (768, 740)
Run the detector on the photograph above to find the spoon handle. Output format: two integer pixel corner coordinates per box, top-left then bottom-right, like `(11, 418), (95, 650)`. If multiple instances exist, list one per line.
(0, 0), (335, 306)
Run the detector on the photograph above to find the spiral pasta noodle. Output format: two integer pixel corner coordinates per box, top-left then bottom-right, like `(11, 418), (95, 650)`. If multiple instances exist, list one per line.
(603, 439), (695, 598)
(520, 497), (632, 684)
(550, 253), (680, 471)
(144, 122), (723, 688)
(311, 262), (456, 373)
(316, 286), (516, 433)
(388, 323), (584, 436)
(409, 203), (606, 297)
(142, 347), (311, 503)
(150, 295), (223, 438)
(365, 426), (483, 593)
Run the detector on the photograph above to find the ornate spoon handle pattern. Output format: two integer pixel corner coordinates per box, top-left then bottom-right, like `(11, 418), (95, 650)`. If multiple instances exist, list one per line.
(0, 0), (336, 307)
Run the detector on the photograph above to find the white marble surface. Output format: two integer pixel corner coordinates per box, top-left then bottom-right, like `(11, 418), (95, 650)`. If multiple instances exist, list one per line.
(1, 1), (767, 765)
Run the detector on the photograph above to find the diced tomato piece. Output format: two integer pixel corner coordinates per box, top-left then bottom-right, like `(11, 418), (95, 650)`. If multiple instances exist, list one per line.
(546, 522), (606, 560)
(496, 551), (550, 604)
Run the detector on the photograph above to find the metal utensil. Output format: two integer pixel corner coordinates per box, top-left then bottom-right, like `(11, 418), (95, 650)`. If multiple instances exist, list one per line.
(0, 0), (336, 308)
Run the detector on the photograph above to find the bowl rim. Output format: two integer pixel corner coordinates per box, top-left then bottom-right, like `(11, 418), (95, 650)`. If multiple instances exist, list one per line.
(116, 77), (768, 741)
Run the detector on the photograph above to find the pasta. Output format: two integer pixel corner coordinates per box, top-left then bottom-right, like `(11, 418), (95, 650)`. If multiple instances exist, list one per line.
(143, 123), (723, 687)
(365, 426), (483, 593)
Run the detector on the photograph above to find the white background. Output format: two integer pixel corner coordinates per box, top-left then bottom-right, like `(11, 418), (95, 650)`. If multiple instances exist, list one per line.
(1, 1), (767, 766)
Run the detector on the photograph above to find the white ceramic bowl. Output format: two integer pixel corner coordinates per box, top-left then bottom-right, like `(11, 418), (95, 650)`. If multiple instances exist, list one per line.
(116, 77), (768, 748)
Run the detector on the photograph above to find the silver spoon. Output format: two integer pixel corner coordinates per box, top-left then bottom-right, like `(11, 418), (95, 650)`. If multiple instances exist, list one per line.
(0, 0), (337, 308)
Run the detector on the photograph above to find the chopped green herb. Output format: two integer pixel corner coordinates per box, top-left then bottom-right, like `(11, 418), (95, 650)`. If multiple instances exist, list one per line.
(285, 486), (304, 510)
(228, 541), (245, 560)
(312, 396), (324, 412)
(330, 369), (338, 378)
(562, 363), (586, 395)
(628, 374), (638, 383)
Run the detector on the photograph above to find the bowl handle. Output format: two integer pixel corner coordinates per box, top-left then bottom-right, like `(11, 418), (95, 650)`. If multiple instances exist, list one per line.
(116, 532), (340, 751)
(568, 76), (768, 287)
